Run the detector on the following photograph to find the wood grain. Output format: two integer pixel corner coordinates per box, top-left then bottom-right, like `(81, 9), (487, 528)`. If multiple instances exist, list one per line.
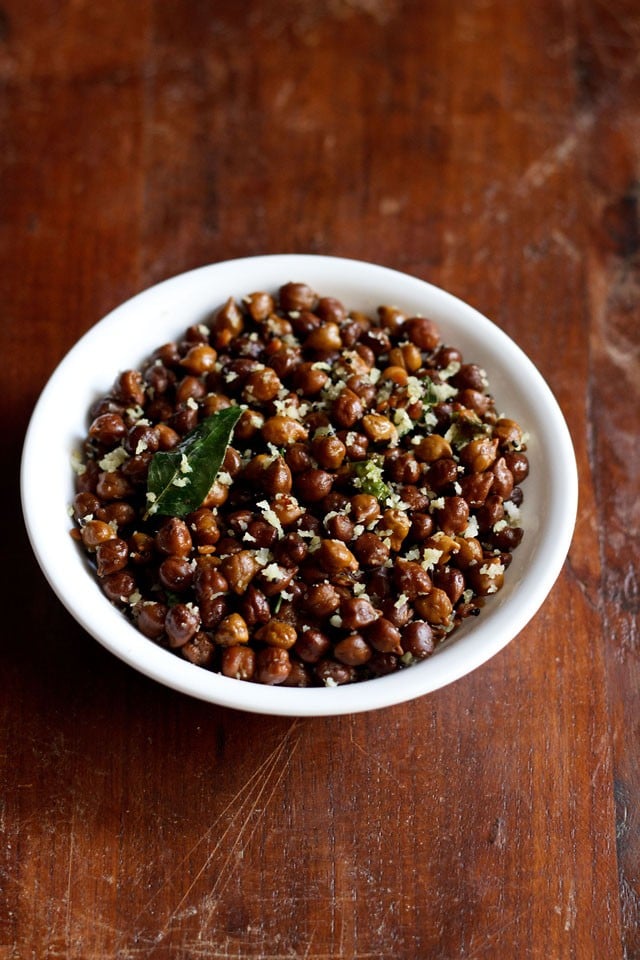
(2, 0), (639, 957)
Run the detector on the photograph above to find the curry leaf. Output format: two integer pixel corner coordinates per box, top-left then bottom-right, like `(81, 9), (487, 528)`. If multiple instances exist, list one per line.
(145, 406), (243, 519)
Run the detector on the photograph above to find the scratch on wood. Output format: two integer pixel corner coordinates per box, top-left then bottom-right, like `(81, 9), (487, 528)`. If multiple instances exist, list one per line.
(348, 716), (396, 781)
(64, 809), (76, 951)
(108, 720), (303, 956)
(516, 112), (594, 193)
(563, 878), (577, 932)
(466, 916), (519, 958)
(196, 723), (302, 935)
(143, 720), (301, 945)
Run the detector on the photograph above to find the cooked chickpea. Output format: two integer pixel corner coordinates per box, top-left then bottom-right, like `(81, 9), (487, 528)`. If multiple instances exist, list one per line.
(265, 457), (294, 497)
(504, 451), (529, 484)
(179, 343), (217, 375)
(491, 457), (514, 499)
(340, 597), (380, 630)
(102, 570), (137, 604)
(401, 621), (434, 659)
(81, 519), (116, 550)
(159, 556), (194, 592)
(175, 376), (206, 405)
(199, 595), (229, 630)
(96, 470), (134, 501)
(255, 620), (297, 649)
(89, 413), (126, 447)
(350, 494), (381, 526)
(279, 282), (317, 312)
(380, 509), (411, 551)
(136, 601), (168, 639)
(243, 367), (282, 403)
(181, 632), (216, 667)
(451, 363), (486, 391)
(393, 558), (432, 598)
(454, 536), (484, 569)
(155, 517), (193, 556)
(415, 435), (452, 462)
(73, 491), (100, 520)
(303, 583), (341, 618)
(187, 508), (220, 546)
(156, 423), (181, 450)
(427, 458), (458, 491)
(317, 297), (347, 323)
(128, 531), (154, 565)
(215, 613), (250, 647)
(221, 645), (256, 680)
(293, 362), (329, 395)
(294, 628), (332, 663)
(295, 468), (334, 502)
(459, 472), (494, 506)
(435, 496), (470, 535)
(459, 437), (499, 473)
(312, 435), (347, 469)
(362, 413), (397, 444)
(314, 659), (356, 686)
(165, 603), (201, 648)
(433, 568), (465, 605)
(304, 322), (342, 352)
(262, 415), (309, 446)
(377, 305), (406, 334)
(221, 550), (261, 594)
(332, 388), (363, 428)
(353, 532), (390, 567)
(325, 515), (355, 542)
(211, 297), (244, 348)
(96, 538), (129, 577)
(270, 494), (305, 527)
(403, 316), (440, 351)
(342, 431), (369, 460)
(467, 556), (506, 596)
(334, 634), (373, 666)
(367, 618), (403, 654)
(255, 647), (292, 684)
(244, 291), (275, 321)
(317, 540), (358, 574)
(114, 369), (145, 406)
(380, 365), (409, 386)
(413, 588), (453, 625)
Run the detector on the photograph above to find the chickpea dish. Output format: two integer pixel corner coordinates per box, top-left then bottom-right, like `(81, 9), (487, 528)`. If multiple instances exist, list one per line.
(71, 282), (529, 687)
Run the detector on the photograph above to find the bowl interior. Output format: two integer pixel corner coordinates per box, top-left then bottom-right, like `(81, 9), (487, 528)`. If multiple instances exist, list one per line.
(21, 255), (578, 716)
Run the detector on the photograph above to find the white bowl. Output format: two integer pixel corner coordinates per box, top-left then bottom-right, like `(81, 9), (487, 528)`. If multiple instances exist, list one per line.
(21, 255), (577, 716)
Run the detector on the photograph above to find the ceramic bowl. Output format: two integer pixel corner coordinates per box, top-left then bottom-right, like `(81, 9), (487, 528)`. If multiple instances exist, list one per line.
(21, 255), (578, 715)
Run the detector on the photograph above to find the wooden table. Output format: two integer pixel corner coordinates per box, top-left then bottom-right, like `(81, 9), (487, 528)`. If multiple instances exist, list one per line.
(3, 1), (639, 957)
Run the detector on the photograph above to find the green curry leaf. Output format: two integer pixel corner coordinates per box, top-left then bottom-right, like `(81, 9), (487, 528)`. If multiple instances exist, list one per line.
(144, 406), (243, 519)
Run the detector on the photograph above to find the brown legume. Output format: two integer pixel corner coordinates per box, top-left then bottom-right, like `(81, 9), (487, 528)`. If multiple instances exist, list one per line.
(89, 413), (127, 447)
(255, 647), (292, 685)
(102, 570), (137, 604)
(221, 644), (256, 680)
(401, 621), (434, 659)
(165, 603), (201, 648)
(96, 538), (129, 577)
(181, 631), (216, 667)
(136, 601), (168, 639)
(215, 613), (249, 647)
(159, 556), (195, 592)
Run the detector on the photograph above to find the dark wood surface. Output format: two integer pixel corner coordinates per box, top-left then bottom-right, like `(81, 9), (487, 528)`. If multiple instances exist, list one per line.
(2, 1), (639, 957)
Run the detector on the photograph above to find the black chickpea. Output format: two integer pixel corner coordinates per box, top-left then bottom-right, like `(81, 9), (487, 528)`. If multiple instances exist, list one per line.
(73, 282), (528, 686)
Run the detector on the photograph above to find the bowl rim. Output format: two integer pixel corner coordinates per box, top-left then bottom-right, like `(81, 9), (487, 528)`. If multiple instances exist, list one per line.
(21, 254), (578, 716)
